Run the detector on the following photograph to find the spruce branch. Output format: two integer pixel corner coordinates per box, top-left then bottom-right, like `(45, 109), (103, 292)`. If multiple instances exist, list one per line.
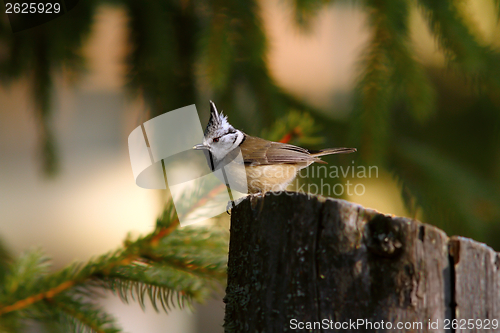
(350, 0), (435, 164)
(417, 0), (500, 88)
(47, 296), (121, 333)
(350, 6), (394, 163)
(261, 110), (324, 146)
(391, 138), (500, 242)
(0, 1), (96, 176)
(496, 0), (500, 21)
(198, 0), (236, 92)
(0, 200), (228, 331)
(122, 0), (197, 117)
(291, 0), (331, 29)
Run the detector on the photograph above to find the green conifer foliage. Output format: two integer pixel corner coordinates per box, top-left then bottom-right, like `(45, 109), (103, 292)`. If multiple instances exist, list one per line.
(0, 202), (228, 332)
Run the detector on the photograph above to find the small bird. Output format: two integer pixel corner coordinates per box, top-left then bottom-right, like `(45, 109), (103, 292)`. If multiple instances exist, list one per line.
(193, 101), (356, 194)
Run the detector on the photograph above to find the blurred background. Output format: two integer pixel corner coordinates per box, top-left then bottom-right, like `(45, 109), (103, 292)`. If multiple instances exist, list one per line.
(1, 0), (500, 331)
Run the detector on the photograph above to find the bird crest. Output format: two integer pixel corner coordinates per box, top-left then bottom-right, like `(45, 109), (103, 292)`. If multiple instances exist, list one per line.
(205, 101), (232, 136)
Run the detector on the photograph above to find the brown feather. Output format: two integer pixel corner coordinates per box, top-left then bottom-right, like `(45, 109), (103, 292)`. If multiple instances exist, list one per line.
(240, 134), (355, 166)
(240, 134), (323, 165)
(309, 147), (357, 157)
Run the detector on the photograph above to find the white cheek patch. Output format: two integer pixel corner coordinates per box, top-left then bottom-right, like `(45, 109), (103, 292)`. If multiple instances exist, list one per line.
(223, 132), (244, 151)
(233, 131), (244, 148)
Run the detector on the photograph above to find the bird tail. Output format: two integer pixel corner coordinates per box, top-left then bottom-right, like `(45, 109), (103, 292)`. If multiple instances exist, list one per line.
(309, 147), (357, 157)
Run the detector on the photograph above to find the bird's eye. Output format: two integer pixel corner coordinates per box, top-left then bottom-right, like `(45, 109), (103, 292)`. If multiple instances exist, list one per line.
(213, 137), (219, 143)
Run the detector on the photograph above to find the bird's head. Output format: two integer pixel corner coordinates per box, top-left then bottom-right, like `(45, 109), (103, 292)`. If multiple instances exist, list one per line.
(193, 101), (244, 162)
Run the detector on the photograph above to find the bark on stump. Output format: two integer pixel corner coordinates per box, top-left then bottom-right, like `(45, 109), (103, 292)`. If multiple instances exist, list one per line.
(224, 192), (500, 332)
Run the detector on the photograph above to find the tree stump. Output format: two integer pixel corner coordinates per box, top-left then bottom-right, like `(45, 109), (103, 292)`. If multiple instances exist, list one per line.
(224, 192), (500, 332)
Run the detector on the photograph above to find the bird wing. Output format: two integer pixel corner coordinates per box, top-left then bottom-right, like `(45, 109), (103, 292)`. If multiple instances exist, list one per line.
(240, 135), (323, 165)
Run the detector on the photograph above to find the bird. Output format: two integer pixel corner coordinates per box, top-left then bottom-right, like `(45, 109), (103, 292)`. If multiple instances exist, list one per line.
(193, 101), (356, 194)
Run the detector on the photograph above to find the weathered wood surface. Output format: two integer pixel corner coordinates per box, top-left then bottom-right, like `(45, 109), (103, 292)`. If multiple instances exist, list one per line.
(451, 237), (500, 333)
(224, 192), (499, 332)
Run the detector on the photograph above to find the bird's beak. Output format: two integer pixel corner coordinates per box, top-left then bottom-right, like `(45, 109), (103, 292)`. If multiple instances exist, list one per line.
(193, 143), (209, 150)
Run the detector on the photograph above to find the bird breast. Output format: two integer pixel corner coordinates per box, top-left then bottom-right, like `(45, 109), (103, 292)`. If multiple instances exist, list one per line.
(244, 164), (301, 194)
